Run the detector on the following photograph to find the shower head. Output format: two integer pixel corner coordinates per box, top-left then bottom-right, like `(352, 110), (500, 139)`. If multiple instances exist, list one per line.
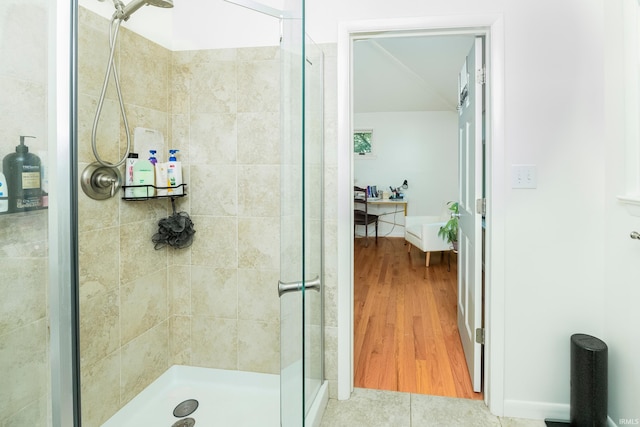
(116, 0), (173, 21)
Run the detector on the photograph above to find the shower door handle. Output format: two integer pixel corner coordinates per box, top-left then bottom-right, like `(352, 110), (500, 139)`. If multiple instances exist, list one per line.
(278, 276), (321, 298)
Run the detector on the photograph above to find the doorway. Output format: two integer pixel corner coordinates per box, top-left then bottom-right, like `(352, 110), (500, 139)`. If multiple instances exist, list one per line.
(336, 14), (506, 415)
(351, 33), (479, 399)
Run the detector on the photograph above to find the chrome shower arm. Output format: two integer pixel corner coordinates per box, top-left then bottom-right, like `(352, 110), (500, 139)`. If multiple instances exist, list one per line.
(118, 0), (145, 21)
(112, 0), (174, 21)
(111, 0), (126, 16)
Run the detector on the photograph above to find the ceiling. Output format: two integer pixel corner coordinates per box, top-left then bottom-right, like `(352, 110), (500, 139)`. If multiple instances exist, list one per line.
(353, 35), (475, 113)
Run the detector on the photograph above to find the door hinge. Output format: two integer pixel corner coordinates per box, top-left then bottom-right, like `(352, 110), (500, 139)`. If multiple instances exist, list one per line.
(475, 328), (485, 345)
(476, 198), (486, 216)
(476, 67), (486, 85)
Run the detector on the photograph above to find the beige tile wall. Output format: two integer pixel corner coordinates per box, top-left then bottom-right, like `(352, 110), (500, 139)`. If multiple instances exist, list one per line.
(0, 1), (50, 426)
(321, 43), (339, 399)
(78, 8), (172, 427)
(169, 45), (283, 375)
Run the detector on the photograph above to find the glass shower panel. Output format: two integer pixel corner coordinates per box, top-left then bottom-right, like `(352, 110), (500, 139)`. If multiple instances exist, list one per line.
(279, 0), (305, 423)
(280, 0), (324, 424)
(0, 1), (52, 426)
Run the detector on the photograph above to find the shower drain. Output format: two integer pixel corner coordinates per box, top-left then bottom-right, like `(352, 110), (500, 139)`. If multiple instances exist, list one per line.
(171, 418), (195, 427)
(173, 399), (199, 418)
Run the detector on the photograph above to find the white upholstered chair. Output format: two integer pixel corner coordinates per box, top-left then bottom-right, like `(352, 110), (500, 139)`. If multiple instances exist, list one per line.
(404, 215), (451, 267)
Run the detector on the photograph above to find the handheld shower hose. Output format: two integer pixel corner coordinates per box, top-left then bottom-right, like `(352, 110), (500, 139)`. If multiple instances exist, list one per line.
(90, 16), (131, 168)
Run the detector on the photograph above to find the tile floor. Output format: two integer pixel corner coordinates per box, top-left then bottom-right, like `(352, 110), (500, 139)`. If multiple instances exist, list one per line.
(320, 388), (547, 427)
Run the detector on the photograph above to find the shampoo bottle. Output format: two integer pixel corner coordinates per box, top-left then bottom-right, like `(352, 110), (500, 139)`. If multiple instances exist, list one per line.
(167, 149), (183, 195)
(2, 135), (42, 212)
(0, 172), (8, 213)
(132, 157), (155, 198)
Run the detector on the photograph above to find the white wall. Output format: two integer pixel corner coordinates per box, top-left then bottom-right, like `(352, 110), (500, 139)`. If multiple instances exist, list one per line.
(78, 0), (175, 48)
(353, 111), (457, 236)
(78, 0), (281, 50)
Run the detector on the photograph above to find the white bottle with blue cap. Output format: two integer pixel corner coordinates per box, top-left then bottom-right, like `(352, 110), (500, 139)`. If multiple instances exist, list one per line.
(0, 171), (8, 212)
(167, 149), (183, 195)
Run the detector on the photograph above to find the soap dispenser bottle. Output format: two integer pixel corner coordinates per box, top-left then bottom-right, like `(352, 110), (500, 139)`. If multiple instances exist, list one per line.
(167, 149), (183, 195)
(2, 135), (42, 212)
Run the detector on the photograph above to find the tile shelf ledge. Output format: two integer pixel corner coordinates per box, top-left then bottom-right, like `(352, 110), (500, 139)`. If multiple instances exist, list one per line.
(617, 194), (640, 216)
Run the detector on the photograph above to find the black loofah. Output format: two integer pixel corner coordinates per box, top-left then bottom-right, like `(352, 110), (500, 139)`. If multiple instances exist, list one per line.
(152, 200), (195, 249)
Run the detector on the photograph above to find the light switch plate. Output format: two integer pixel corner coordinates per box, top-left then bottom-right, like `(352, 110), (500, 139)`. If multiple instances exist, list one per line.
(511, 164), (537, 188)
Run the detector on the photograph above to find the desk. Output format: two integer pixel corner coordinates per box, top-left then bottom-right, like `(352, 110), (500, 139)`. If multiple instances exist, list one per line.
(367, 198), (408, 216)
(354, 196), (408, 237)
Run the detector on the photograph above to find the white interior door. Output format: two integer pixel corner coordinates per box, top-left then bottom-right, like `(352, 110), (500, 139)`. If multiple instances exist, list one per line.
(457, 36), (484, 393)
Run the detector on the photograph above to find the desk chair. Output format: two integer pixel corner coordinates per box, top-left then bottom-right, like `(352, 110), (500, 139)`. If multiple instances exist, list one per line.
(354, 186), (378, 245)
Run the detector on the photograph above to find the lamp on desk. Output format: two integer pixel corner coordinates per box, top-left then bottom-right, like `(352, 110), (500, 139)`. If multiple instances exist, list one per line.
(390, 180), (408, 199)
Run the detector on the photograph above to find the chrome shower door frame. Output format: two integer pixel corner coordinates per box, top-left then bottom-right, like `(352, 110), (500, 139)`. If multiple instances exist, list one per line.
(50, 0), (81, 426)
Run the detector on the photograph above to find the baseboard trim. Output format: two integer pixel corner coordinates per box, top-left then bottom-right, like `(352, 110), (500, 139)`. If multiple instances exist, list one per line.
(503, 399), (569, 420)
(503, 400), (618, 427)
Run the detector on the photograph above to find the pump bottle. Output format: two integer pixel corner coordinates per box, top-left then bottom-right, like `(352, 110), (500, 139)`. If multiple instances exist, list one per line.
(2, 135), (42, 212)
(167, 149), (183, 195)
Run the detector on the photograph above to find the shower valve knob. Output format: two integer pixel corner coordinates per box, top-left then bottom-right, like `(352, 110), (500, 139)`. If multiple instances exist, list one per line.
(81, 162), (123, 200)
(110, 179), (117, 198)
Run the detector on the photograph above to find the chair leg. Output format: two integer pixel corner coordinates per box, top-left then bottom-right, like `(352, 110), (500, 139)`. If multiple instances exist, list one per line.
(375, 221), (378, 242)
(426, 252), (431, 267)
(363, 225), (369, 247)
(407, 243), (411, 253)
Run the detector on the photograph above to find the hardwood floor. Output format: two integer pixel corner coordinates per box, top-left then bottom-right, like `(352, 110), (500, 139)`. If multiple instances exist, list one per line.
(353, 237), (482, 400)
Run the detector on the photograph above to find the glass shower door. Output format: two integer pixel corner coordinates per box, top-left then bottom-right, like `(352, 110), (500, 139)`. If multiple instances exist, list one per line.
(0, 1), (76, 425)
(0, 3), (46, 426)
(279, 0), (324, 424)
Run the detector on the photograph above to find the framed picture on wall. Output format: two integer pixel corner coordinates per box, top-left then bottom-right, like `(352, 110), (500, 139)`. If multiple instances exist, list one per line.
(354, 129), (374, 158)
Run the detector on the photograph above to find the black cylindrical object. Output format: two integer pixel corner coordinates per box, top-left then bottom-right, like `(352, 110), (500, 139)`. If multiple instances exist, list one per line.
(570, 333), (608, 427)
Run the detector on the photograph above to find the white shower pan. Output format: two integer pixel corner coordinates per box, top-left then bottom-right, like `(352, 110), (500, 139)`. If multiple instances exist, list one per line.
(101, 365), (328, 427)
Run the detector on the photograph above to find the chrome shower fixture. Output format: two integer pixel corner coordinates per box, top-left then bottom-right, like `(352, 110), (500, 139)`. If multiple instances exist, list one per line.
(113, 0), (174, 21)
